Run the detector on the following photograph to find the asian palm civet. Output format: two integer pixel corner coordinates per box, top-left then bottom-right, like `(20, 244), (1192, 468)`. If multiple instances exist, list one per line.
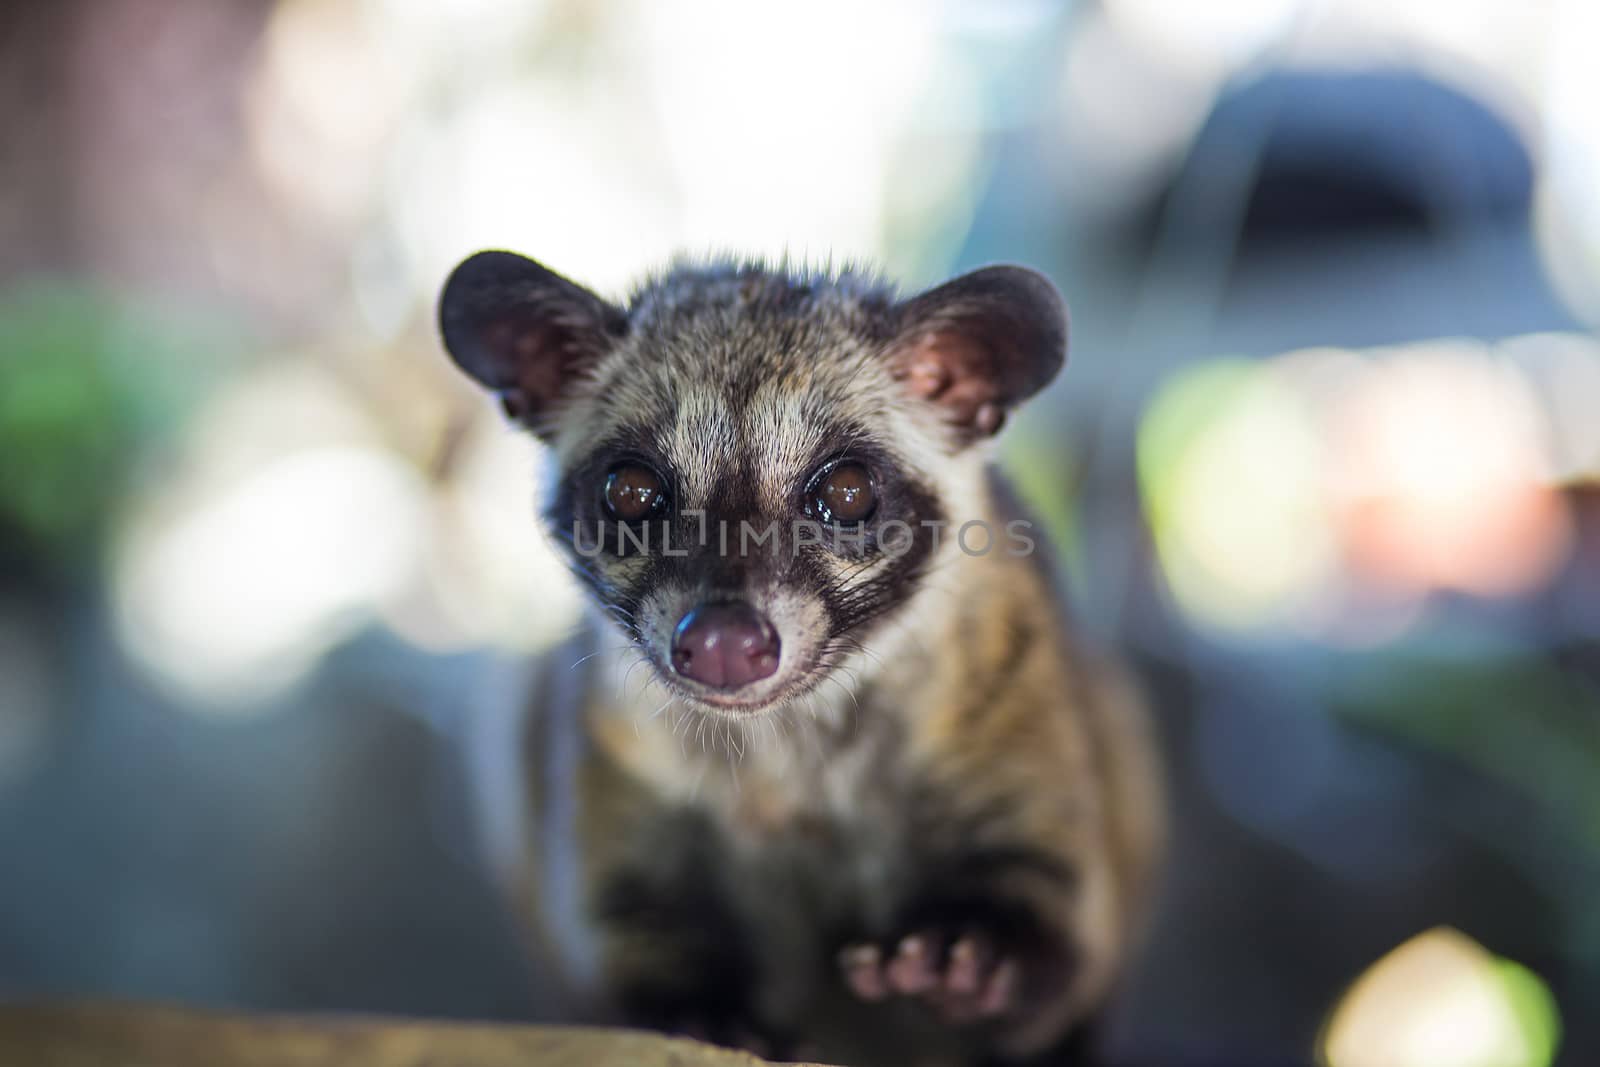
(436, 250), (1164, 1066)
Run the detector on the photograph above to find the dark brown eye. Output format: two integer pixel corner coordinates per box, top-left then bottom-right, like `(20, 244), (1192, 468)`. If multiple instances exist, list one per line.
(603, 462), (666, 521)
(808, 461), (876, 524)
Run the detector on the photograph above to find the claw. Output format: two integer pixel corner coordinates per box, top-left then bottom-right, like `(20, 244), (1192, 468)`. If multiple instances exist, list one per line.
(943, 933), (991, 997)
(840, 943), (889, 1001)
(886, 933), (942, 995)
(978, 957), (1020, 1018)
(839, 927), (1021, 1025)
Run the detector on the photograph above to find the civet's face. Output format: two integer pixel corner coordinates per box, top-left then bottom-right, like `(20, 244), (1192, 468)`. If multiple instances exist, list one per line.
(439, 253), (1066, 715)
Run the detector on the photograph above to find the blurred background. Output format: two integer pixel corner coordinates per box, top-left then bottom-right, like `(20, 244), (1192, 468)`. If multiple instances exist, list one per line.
(1, 1), (1597, 1065)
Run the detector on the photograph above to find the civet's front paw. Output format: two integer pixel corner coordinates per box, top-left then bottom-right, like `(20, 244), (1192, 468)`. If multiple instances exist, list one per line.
(838, 928), (1023, 1025)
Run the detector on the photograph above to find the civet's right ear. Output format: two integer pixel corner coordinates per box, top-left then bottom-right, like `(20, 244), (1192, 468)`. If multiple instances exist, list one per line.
(437, 250), (628, 438)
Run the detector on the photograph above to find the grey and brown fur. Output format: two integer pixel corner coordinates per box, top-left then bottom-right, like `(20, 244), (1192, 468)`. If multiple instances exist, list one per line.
(438, 251), (1164, 1066)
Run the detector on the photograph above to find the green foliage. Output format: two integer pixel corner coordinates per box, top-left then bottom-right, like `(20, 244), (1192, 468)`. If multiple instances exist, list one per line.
(1335, 647), (1600, 853)
(0, 282), (227, 570)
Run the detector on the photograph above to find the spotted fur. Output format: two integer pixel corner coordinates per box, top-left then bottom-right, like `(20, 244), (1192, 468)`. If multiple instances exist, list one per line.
(439, 251), (1164, 1065)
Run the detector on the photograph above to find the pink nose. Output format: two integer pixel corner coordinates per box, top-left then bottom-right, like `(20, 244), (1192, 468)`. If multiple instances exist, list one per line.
(670, 602), (781, 690)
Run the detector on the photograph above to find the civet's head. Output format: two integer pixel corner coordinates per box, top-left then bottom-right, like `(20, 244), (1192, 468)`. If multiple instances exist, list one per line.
(439, 252), (1066, 716)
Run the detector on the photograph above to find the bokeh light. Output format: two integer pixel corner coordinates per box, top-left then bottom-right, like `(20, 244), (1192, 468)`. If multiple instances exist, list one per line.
(1321, 928), (1561, 1067)
(1138, 335), (1591, 639)
(1536, 0), (1600, 329)
(1103, 0), (1299, 74)
(1139, 359), (1335, 632)
(1328, 342), (1571, 598)
(114, 445), (428, 708)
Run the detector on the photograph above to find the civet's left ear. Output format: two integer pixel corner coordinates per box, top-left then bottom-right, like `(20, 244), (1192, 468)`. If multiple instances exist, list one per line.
(887, 265), (1067, 442)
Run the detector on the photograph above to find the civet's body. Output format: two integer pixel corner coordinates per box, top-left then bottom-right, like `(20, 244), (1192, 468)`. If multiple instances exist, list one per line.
(439, 252), (1163, 1065)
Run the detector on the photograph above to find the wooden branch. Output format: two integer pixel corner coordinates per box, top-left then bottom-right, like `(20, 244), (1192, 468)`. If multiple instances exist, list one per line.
(0, 1002), (828, 1067)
